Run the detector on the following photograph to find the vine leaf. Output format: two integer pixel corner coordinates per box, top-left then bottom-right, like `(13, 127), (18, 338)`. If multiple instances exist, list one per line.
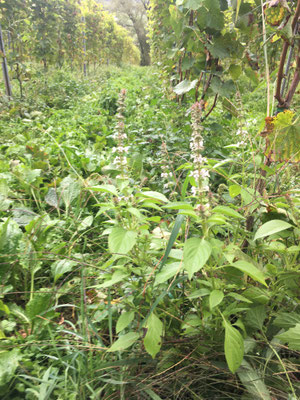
(268, 111), (300, 162)
(173, 79), (198, 95)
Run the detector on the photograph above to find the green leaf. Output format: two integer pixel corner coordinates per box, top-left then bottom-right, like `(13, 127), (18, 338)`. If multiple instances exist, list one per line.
(107, 332), (139, 352)
(236, 0), (242, 21)
(143, 388), (163, 400)
(245, 67), (259, 86)
(230, 261), (267, 287)
(173, 79), (198, 95)
(116, 311), (135, 333)
(78, 216), (93, 231)
(268, 111), (300, 162)
(275, 324), (300, 351)
(224, 319), (244, 373)
(229, 185), (241, 198)
(184, 0), (202, 10)
(139, 191), (169, 203)
(254, 220), (292, 241)
(45, 188), (58, 208)
(144, 313), (163, 359)
(228, 64), (242, 80)
(51, 259), (78, 283)
(242, 287), (270, 304)
(99, 270), (128, 288)
(60, 176), (81, 207)
(187, 288), (211, 299)
(184, 238), (211, 279)
(273, 312), (300, 329)
(154, 262), (182, 286)
(162, 202), (194, 210)
(212, 205), (244, 219)
(157, 214), (185, 273)
(108, 228), (137, 255)
(227, 293), (253, 304)
(0, 300), (10, 315)
(26, 290), (53, 321)
(245, 306), (266, 330)
(0, 219), (23, 282)
(237, 360), (272, 400)
(87, 184), (118, 197)
(209, 290), (224, 310)
(0, 349), (22, 386)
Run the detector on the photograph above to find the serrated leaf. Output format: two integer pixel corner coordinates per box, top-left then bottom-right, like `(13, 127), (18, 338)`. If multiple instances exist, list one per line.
(107, 332), (139, 352)
(242, 287), (270, 304)
(237, 360), (272, 399)
(227, 293), (253, 304)
(224, 319), (244, 373)
(162, 202), (194, 210)
(78, 216), (93, 231)
(140, 191), (169, 203)
(99, 270), (128, 288)
(212, 205), (244, 219)
(45, 188), (58, 208)
(108, 227), (137, 255)
(154, 262), (182, 286)
(275, 324), (300, 351)
(60, 176), (81, 207)
(87, 184), (118, 197)
(268, 112), (300, 162)
(26, 290), (53, 321)
(144, 313), (163, 359)
(245, 306), (266, 330)
(209, 290), (224, 310)
(184, 238), (211, 279)
(273, 312), (300, 329)
(229, 64), (242, 80)
(0, 219), (23, 283)
(51, 259), (78, 283)
(230, 261), (267, 287)
(245, 67), (259, 86)
(116, 311), (135, 333)
(184, 0), (202, 10)
(0, 349), (22, 386)
(254, 220), (292, 241)
(173, 79), (198, 95)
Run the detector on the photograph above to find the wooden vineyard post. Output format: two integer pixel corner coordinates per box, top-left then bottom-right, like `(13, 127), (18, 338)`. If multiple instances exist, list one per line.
(0, 22), (13, 98)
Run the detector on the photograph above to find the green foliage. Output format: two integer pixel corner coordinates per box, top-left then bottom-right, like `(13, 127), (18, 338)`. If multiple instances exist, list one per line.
(268, 111), (300, 162)
(0, 349), (22, 386)
(0, 65), (299, 399)
(0, 0), (140, 72)
(223, 318), (244, 374)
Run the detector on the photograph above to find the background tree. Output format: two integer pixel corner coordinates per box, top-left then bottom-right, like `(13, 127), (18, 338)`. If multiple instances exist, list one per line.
(0, 0), (140, 74)
(101, 0), (151, 66)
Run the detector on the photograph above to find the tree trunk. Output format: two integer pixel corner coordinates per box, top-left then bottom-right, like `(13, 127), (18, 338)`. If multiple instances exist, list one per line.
(0, 23), (13, 98)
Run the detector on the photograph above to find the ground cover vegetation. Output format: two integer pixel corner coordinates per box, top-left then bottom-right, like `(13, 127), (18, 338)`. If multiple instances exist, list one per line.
(0, 0), (299, 399)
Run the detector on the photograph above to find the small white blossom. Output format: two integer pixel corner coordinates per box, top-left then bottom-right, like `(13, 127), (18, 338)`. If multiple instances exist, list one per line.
(200, 169), (209, 179)
(191, 186), (198, 196)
